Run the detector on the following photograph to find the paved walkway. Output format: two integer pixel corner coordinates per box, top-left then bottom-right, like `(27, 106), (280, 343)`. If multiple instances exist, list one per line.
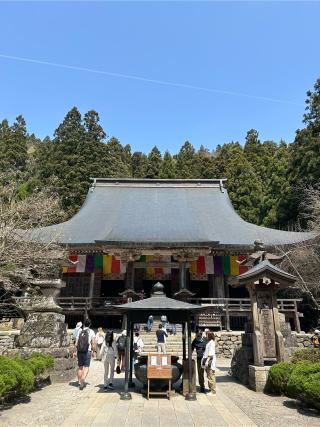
(0, 359), (319, 427)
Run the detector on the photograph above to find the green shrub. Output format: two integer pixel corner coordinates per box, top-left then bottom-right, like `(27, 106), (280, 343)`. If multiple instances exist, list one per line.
(27, 353), (54, 375)
(0, 356), (34, 397)
(291, 348), (320, 364)
(268, 362), (295, 394)
(303, 374), (320, 410)
(0, 353), (54, 398)
(287, 362), (320, 398)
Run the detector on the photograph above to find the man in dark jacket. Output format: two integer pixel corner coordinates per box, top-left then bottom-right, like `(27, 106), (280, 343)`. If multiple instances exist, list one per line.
(192, 329), (207, 392)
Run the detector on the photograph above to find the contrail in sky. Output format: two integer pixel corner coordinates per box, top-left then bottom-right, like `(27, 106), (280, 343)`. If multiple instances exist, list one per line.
(0, 53), (303, 106)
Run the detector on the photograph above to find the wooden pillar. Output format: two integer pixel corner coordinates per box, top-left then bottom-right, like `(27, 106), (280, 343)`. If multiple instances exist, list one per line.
(129, 321), (134, 387)
(213, 275), (225, 299)
(185, 315), (196, 400)
(179, 261), (187, 290)
(182, 322), (186, 360)
(120, 314), (132, 400)
(89, 272), (95, 299)
(125, 261), (135, 290)
(293, 300), (301, 333)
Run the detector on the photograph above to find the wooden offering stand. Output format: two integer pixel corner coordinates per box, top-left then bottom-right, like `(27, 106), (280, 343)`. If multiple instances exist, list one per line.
(147, 353), (172, 400)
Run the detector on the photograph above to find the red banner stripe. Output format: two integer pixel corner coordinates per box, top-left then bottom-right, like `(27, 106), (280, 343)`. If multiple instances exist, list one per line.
(111, 256), (120, 274)
(196, 256), (206, 274)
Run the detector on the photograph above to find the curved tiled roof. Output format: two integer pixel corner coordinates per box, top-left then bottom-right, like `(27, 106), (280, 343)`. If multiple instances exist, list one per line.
(28, 179), (314, 248)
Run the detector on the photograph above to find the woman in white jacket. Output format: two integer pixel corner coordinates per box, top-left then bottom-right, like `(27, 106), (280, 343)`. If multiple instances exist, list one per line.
(202, 331), (216, 395)
(100, 330), (118, 390)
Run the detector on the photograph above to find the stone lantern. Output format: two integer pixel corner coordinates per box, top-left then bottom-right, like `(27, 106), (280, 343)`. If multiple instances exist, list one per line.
(236, 259), (296, 391)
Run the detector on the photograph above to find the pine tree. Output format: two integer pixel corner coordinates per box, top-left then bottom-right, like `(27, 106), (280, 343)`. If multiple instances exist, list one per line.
(160, 151), (176, 178)
(0, 116), (27, 172)
(175, 141), (197, 178)
(131, 152), (148, 178)
(105, 137), (131, 177)
(195, 145), (215, 179)
(212, 142), (264, 224)
(146, 146), (162, 178)
(280, 78), (320, 226)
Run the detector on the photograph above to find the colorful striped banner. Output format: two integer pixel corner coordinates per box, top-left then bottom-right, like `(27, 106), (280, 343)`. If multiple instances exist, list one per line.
(230, 256), (239, 276)
(214, 256), (223, 275)
(76, 255), (86, 273)
(103, 255), (112, 274)
(62, 253), (249, 276)
(85, 255), (94, 273)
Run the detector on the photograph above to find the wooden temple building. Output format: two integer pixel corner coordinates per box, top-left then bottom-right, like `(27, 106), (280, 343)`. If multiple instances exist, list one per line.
(31, 178), (313, 329)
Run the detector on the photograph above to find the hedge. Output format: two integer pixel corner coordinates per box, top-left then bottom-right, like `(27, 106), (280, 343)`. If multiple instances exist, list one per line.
(0, 353), (54, 398)
(291, 348), (320, 364)
(267, 362), (295, 394)
(268, 360), (320, 411)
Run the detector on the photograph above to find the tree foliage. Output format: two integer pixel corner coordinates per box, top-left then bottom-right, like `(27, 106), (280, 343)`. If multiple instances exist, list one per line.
(1, 77), (319, 231)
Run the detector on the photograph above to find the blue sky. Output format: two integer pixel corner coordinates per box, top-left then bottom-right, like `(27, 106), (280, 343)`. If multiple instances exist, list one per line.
(0, 1), (319, 153)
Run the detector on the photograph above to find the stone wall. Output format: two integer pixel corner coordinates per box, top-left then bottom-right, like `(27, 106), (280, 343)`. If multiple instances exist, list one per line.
(0, 330), (20, 354)
(215, 331), (242, 358)
(295, 332), (312, 348)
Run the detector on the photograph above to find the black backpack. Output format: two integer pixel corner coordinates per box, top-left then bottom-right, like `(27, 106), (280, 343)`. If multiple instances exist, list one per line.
(117, 335), (126, 351)
(77, 329), (89, 353)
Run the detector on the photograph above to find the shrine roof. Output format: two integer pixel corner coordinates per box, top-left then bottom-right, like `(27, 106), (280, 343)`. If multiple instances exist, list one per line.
(26, 178), (314, 249)
(237, 259), (296, 283)
(115, 283), (203, 313)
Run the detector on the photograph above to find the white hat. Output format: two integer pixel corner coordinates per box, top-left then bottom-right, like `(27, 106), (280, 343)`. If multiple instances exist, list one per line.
(76, 322), (82, 328)
(122, 329), (127, 336)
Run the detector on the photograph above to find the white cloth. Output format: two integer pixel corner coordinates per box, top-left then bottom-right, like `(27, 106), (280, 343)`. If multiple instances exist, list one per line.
(104, 355), (115, 385)
(100, 341), (118, 361)
(76, 327), (95, 352)
(203, 339), (216, 370)
(133, 336), (144, 354)
(96, 333), (105, 345)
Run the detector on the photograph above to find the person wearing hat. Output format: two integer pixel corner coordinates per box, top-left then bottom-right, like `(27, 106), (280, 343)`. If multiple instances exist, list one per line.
(310, 329), (320, 348)
(72, 321), (82, 343)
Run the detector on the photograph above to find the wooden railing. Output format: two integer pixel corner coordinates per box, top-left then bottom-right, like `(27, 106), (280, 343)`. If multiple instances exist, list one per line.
(55, 296), (303, 331)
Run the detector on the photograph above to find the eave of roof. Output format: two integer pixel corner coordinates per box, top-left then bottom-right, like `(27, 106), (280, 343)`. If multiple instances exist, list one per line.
(237, 259), (296, 283)
(25, 178), (315, 248)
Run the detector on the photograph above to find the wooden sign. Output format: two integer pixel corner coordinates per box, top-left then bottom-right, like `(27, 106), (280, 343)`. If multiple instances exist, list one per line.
(147, 353), (172, 379)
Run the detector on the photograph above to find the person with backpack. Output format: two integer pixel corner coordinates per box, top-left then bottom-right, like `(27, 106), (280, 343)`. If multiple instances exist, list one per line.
(133, 332), (144, 363)
(310, 329), (320, 348)
(100, 330), (118, 390)
(116, 330), (127, 372)
(75, 318), (96, 390)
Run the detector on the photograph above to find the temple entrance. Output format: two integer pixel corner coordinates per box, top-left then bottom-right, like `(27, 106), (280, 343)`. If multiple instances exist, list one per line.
(100, 279), (125, 298)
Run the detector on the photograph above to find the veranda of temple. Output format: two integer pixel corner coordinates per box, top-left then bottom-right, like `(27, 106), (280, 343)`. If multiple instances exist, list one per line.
(30, 178), (313, 330)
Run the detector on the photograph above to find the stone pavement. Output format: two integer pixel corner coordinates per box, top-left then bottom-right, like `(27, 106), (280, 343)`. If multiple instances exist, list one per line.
(0, 359), (319, 427)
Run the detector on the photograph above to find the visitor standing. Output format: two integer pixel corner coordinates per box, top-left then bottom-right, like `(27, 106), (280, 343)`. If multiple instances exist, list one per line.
(310, 329), (320, 348)
(156, 324), (168, 353)
(202, 332), (216, 395)
(72, 321), (82, 343)
(75, 318), (95, 390)
(192, 329), (207, 393)
(116, 330), (127, 371)
(147, 315), (153, 332)
(171, 323), (177, 335)
(100, 330), (118, 390)
(95, 327), (105, 360)
(160, 314), (168, 331)
(133, 332), (144, 362)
